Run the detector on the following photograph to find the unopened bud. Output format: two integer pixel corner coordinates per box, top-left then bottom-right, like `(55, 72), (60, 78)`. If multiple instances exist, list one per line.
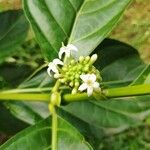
(75, 74), (80, 79)
(90, 54), (97, 64)
(59, 78), (67, 83)
(71, 60), (75, 65)
(54, 74), (61, 79)
(83, 65), (89, 72)
(79, 56), (84, 63)
(85, 56), (90, 63)
(75, 82), (79, 87)
(69, 81), (74, 87)
(72, 88), (77, 94)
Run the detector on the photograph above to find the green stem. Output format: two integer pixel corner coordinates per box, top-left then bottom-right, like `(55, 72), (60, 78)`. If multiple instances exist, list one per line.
(103, 84), (150, 98)
(0, 93), (49, 101)
(63, 84), (150, 102)
(0, 84), (150, 102)
(52, 106), (58, 150)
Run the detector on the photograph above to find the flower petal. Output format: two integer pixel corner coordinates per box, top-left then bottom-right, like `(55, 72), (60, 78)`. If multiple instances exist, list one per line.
(87, 86), (93, 96)
(59, 47), (66, 59)
(53, 58), (64, 66)
(89, 74), (96, 82)
(67, 44), (78, 52)
(51, 65), (59, 74)
(78, 83), (88, 91)
(47, 67), (52, 76)
(80, 74), (89, 82)
(93, 82), (100, 89)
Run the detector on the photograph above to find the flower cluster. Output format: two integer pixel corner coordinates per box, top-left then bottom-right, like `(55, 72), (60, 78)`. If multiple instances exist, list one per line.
(47, 43), (102, 96)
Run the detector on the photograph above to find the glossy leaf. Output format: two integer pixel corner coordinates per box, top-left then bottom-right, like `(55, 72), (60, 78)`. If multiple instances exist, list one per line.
(93, 39), (145, 87)
(0, 10), (29, 63)
(0, 104), (28, 135)
(0, 116), (93, 150)
(23, 0), (132, 60)
(61, 95), (150, 139)
(131, 64), (150, 85)
(3, 70), (52, 125)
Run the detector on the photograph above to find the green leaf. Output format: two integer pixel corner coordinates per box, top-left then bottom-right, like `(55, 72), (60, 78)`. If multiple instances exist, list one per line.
(94, 39), (145, 87)
(2, 71), (52, 125)
(3, 101), (47, 125)
(0, 104), (28, 135)
(0, 10), (29, 63)
(61, 95), (150, 139)
(131, 64), (150, 85)
(23, 0), (132, 60)
(0, 64), (32, 88)
(0, 116), (93, 150)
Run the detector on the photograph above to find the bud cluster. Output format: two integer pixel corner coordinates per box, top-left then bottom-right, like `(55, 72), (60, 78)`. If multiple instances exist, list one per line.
(57, 54), (102, 94)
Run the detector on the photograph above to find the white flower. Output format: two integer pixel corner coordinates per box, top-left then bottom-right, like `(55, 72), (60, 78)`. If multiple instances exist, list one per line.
(59, 44), (78, 59)
(47, 58), (63, 76)
(78, 74), (100, 96)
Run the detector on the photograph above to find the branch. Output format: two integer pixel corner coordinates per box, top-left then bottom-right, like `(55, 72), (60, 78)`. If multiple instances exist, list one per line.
(0, 84), (150, 102)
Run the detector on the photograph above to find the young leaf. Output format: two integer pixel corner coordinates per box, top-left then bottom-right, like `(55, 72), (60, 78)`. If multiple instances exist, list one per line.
(23, 0), (132, 60)
(0, 116), (93, 150)
(0, 10), (29, 63)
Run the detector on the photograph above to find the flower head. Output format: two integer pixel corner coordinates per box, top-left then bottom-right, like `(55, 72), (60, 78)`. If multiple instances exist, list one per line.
(78, 74), (100, 96)
(47, 58), (63, 77)
(59, 43), (78, 59)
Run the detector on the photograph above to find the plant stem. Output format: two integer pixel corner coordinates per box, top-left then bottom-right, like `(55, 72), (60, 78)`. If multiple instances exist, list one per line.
(0, 84), (150, 102)
(0, 93), (49, 101)
(52, 106), (58, 150)
(63, 84), (150, 102)
(103, 84), (150, 97)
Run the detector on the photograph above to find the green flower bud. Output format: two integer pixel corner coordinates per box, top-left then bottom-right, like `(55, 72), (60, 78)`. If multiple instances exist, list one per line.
(78, 64), (82, 70)
(84, 56), (90, 63)
(75, 81), (79, 87)
(54, 73), (62, 79)
(72, 88), (77, 94)
(71, 60), (75, 65)
(75, 74), (80, 79)
(59, 78), (67, 83)
(89, 54), (98, 64)
(69, 76), (74, 81)
(69, 81), (74, 87)
(83, 65), (89, 72)
(79, 56), (84, 63)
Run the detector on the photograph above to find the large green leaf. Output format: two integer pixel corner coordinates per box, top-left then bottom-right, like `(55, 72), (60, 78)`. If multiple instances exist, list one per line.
(61, 95), (150, 138)
(93, 39), (145, 88)
(0, 116), (93, 150)
(0, 10), (29, 63)
(2, 70), (52, 125)
(0, 104), (28, 135)
(23, 0), (132, 60)
(0, 64), (33, 88)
